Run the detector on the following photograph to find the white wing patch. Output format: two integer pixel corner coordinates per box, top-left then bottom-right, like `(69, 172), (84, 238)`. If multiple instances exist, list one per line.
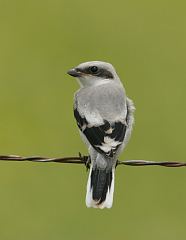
(96, 137), (122, 155)
(105, 128), (113, 134)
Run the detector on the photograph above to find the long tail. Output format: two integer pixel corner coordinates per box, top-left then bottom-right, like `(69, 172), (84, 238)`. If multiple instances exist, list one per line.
(86, 165), (115, 209)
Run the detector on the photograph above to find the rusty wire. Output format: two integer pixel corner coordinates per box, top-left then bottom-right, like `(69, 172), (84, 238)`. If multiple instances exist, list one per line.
(0, 154), (185, 168)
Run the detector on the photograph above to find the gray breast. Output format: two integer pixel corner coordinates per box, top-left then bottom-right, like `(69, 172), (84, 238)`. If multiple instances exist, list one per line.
(75, 82), (127, 122)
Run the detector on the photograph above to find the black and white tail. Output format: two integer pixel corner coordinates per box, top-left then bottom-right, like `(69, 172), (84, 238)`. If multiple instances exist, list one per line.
(86, 166), (115, 209)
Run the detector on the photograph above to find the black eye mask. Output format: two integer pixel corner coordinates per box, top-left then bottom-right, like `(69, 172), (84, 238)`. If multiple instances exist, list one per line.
(82, 66), (114, 79)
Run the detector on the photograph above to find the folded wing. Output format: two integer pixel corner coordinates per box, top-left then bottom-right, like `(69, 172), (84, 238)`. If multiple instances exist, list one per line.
(74, 108), (127, 157)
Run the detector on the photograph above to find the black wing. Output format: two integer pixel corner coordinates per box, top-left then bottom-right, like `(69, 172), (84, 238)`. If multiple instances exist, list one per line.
(74, 108), (127, 158)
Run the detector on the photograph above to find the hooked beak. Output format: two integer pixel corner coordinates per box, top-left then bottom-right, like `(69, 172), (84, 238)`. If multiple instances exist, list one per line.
(67, 68), (82, 77)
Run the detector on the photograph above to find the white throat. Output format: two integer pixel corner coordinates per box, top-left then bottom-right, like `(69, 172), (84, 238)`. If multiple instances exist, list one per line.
(77, 77), (111, 88)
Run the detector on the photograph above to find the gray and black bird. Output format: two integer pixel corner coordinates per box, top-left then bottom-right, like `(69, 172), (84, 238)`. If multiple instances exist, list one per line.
(67, 61), (135, 209)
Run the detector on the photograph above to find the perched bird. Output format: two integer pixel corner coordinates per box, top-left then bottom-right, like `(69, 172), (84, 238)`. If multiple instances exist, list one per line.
(67, 61), (135, 209)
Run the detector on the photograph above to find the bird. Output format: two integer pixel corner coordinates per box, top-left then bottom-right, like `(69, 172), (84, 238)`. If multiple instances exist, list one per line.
(67, 61), (135, 209)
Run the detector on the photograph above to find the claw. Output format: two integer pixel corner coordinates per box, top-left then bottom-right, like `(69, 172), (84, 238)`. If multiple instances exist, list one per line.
(85, 156), (91, 171)
(115, 159), (119, 168)
(78, 153), (91, 171)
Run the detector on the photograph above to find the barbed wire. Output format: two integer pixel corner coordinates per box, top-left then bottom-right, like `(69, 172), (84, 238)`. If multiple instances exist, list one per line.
(0, 154), (185, 168)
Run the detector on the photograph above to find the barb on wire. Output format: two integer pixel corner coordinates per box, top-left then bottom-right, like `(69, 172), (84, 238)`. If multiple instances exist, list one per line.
(0, 154), (185, 168)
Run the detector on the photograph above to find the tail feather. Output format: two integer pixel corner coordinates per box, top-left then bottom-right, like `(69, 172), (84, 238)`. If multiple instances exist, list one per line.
(86, 166), (115, 209)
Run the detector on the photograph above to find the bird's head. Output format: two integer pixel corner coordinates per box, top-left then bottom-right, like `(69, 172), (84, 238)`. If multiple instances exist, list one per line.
(67, 61), (120, 87)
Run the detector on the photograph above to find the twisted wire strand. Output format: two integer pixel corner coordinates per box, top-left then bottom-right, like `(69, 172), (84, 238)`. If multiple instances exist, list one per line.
(0, 154), (185, 167)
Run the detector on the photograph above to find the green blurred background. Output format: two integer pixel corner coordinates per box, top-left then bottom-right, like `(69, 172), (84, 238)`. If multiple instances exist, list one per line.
(0, 0), (186, 239)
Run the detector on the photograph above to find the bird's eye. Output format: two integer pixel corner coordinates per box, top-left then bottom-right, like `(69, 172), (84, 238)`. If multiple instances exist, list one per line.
(89, 66), (98, 74)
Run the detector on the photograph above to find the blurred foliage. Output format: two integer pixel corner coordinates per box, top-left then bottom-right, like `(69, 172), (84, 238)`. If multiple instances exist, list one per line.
(0, 0), (186, 239)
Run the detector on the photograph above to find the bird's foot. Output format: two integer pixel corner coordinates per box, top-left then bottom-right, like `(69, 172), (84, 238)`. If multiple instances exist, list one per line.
(84, 155), (91, 171)
(115, 159), (119, 168)
(78, 153), (91, 171)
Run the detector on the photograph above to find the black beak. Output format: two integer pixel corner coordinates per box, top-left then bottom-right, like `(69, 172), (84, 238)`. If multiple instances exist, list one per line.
(67, 68), (81, 77)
